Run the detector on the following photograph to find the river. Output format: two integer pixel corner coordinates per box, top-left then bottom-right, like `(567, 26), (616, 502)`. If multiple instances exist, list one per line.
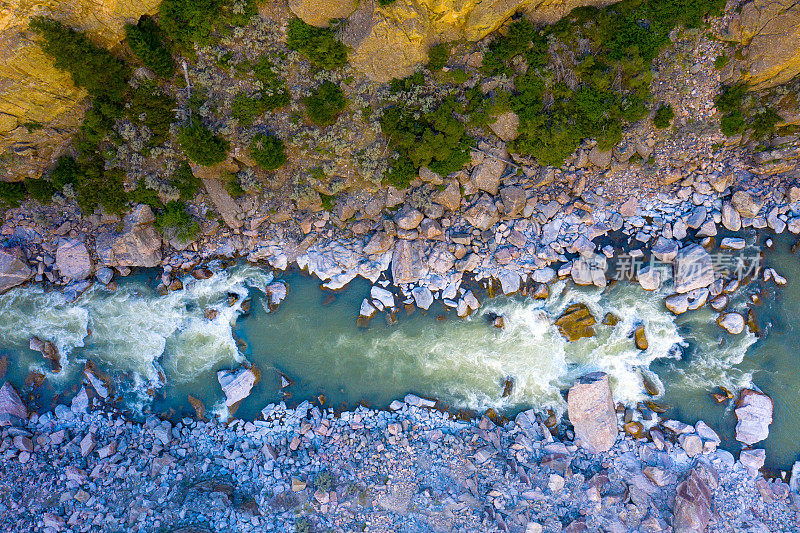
(0, 231), (797, 470)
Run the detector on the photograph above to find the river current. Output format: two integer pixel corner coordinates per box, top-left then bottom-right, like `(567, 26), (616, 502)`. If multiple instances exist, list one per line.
(0, 231), (797, 469)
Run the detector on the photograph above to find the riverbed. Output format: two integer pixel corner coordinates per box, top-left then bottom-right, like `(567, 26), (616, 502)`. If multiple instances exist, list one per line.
(0, 232), (798, 469)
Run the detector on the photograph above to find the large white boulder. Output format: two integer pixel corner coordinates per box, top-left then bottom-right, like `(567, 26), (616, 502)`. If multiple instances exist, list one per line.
(567, 372), (618, 454)
(734, 389), (773, 445)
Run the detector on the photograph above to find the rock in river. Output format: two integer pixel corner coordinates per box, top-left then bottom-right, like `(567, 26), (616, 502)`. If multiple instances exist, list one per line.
(217, 366), (259, 407)
(673, 244), (714, 293)
(717, 312), (745, 334)
(734, 389), (773, 445)
(567, 372), (618, 454)
(0, 245), (33, 293)
(56, 239), (93, 280)
(555, 303), (596, 341)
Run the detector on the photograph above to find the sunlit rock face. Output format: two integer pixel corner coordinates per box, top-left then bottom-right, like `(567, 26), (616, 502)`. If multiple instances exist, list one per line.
(0, 0), (161, 181)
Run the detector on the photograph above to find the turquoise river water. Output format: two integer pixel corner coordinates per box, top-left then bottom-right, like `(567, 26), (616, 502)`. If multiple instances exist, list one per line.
(0, 230), (798, 470)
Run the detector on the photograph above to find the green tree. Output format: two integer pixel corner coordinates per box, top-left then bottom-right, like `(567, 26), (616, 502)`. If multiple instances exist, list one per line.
(125, 15), (175, 77)
(159, 0), (223, 51)
(29, 17), (130, 102)
(286, 18), (348, 70)
(653, 103), (675, 129)
(170, 161), (202, 200)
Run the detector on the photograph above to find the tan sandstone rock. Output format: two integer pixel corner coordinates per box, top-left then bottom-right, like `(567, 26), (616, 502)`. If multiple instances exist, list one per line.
(567, 372), (618, 454)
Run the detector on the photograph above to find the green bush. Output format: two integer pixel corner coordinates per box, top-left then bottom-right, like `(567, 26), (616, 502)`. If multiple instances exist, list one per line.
(0, 182), (27, 209)
(170, 161), (202, 200)
(128, 84), (176, 147)
(715, 83), (747, 136)
(286, 18), (347, 70)
(125, 15), (174, 77)
(178, 121), (229, 166)
(159, 0), (223, 51)
(232, 90), (290, 125)
(378, 0), (398, 5)
(304, 82), (346, 126)
(389, 71), (425, 93)
(128, 180), (164, 209)
(51, 155), (79, 189)
(750, 107), (781, 139)
(249, 134), (286, 170)
(653, 103), (675, 129)
(156, 200), (199, 240)
(73, 156), (128, 215)
(714, 54), (729, 70)
(29, 17), (130, 102)
(427, 43), (450, 71)
(380, 97), (472, 187)
(24, 177), (56, 204)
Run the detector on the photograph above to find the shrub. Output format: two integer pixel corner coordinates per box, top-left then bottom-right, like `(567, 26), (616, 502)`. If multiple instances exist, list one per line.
(714, 54), (729, 70)
(24, 177), (56, 204)
(178, 121), (229, 166)
(286, 18), (347, 70)
(715, 83), (747, 136)
(378, 0), (398, 5)
(159, 0), (223, 51)
(232, 90), (289, 125)
(128, 180), (163, 209)
(750, 107), (781, 139)
(313, 471), (334, 492)
(125, 15), (174, 77)
(73, 156), (128, 215)
(389, 71), (425, 93)
(171, 161), (202, 200)
(427, 43), (450, 71)
(653, 103), (675, 129)
(249, 134), (286, 170)
(380, 97), (472, 187)
(156, 200), (199, 240)
(303, 82), (346, 126)
(128, 84), (176, 146)
(0, 182), (27, 208)
(51, 155), (79, 189)
(29, 17), (130, 102)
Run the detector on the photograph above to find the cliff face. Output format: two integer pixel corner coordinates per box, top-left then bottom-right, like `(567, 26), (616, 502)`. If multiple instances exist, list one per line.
(293, 0), (616, 82)
(723, 0), (800, 90)
(0, 0), (160, 181)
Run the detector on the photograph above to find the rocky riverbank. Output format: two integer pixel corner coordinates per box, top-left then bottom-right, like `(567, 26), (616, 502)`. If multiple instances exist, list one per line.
(0, 373), (798, 533)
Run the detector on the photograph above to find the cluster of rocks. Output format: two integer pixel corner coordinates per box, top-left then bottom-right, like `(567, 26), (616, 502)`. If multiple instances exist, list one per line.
(0, 372), (797, 532)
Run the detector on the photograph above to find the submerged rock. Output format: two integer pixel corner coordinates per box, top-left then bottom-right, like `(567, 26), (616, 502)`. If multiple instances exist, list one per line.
(0, 381), (27, 426)
(567, 372), (618, 454)
(734, 389), (773, 445)
(217, 366), (259, 407)
(0, 245), (33, 293)
(555, 303), (596, 341)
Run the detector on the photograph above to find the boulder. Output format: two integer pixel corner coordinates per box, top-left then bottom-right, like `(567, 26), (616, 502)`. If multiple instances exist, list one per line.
(497, 269), (521, 295)
(0, 245), (33, 293)
(721, 202), (742, 231)
(634, 324), (648, 350)
(567, 372), (618, 454)
(717, 312), (745, 334)
(0, 382), (27, 426)
(499, 185), (526, 217)
(391, 240), (429, 284)
(364, 231), (395, 255)
(665, 293), (689, 314)
(739, 448), (766, 476)
(734, 389), (773, 445)
(588, 146), (612, 168)
(217, 366), (259, 407)
(673, 469), (714, 533)
(637, 266), (662, 291)
(651, 237), (678, 263)
(489, 111), (519, 142)
(394, 207), (424, 230)
(726, 0), (800, 89)
(673, 244), (715, 293)
(96, 205), (162, 267)
(289, 0), (357, 27)
(470, 157), (505, 195)
(433, 181), (462, 211)
(411, 286), (433, 310)
(730, 190), (762, 218)
(465, 194), (500, 231)
(56, 239), (92, 280)
(571, 254), (607, 288)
